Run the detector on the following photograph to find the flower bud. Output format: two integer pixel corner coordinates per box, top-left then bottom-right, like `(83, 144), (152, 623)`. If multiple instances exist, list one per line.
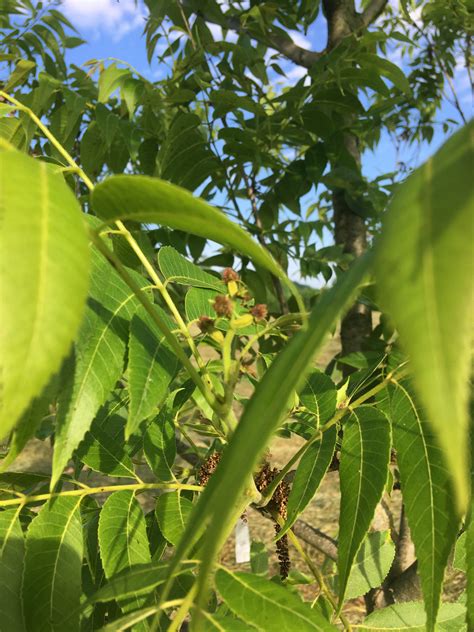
(222, 267), (239, 283)
(213, 294), (233, 318)
(197, 316), (215, 334)
(251, 303), (268, 321)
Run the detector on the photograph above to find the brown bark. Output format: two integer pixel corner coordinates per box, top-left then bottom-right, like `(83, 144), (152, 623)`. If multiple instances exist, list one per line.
(324, 0), (373, 358)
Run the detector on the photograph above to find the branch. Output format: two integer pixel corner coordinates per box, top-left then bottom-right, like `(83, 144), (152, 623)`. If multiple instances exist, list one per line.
(186, 2), (325, 69)
(361, 0), (389, 27)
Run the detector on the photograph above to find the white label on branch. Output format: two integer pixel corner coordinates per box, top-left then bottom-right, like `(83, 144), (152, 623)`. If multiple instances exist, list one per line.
(235, 517), (250, 563)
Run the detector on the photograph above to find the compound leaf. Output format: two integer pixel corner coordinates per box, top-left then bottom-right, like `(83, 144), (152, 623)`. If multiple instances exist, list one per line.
(52, 250), (140, 487)
(92, 174), (302, 310)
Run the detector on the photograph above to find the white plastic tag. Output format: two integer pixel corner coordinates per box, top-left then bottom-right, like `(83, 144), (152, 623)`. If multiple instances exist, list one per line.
(235, 517), (250, 563)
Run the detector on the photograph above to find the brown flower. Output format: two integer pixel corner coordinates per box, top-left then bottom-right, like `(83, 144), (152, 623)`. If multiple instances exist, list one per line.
(197, 316), (215, 334)
(255, 462), (291, 579)
(198, 451), (221, 486)
(222, 267), (240, 283)
(213, 294), (233, 318)
(251, 303), (268, 321)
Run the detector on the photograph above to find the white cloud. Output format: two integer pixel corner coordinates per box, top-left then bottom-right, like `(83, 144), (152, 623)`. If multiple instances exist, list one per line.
(60, 0), (147, 41)
(288, 29), (311, 50)
(206, 21), (238, 43)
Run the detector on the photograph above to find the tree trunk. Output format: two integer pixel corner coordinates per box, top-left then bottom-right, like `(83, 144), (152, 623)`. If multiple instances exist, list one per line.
(323, 0), (373, 358)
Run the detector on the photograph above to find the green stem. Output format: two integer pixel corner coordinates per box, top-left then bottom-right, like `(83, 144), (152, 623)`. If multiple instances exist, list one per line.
(240, 312), (305, 359)
(113, 220), (214, 389)
(0, 91), (95, 190)
(0, 481), (202, 508)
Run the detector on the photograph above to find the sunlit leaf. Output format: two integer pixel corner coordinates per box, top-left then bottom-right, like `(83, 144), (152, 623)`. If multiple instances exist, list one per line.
(0, 149), (90, 440)
(299, 370), (337, 425)
(98, 63), (129, 102)
(375, 123), (474, 512)
(92, 174), (303, 311)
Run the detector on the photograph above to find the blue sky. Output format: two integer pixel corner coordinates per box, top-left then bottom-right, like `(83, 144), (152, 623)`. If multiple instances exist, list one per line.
(59, 0), (471, 283)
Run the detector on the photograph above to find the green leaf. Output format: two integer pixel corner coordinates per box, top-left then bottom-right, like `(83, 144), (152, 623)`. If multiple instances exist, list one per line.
(121, 77), (143, 117)
(80, 121), (106, 175)
(0, 509), (25, 631)
(98, 491), (152, 618)
(143, 406), (176, 481)
(23, 497), (83, 632)
(453, 532), (467, 572)
(157, 112), (219, 191)
(250, 541), (268, 576)
(344, 531), (395, 600)
(88, 561), (196, 603)
(215, 568), (337, 631)
(92, 174), (303, 312)
(466, 509), (474, 630)
(5, 59), (36, 91)
(0, 149), (90, 440)
(202, 613), (256, 631)
(99, 491), (151, 574)
(75, 397), (136, 478)
(375, 123), (474, 512)
(52, 250), (141, 487)
(185, 287), (218, 322)
(280, 426), (337, 538)
(299, 370), (337, 424)
(98, 63), (130, 102)
(97, 606), (160, 632)
(127, 307), (179, 437)
(381, 381), (459, 630)
(158, 246), (224, 291)
(356, 601), (466, 631)
(155, 492), (193, 546)
(357, 53), (410, 94)
(161, 254), (372, 605)
(337, 406), (391, 605)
